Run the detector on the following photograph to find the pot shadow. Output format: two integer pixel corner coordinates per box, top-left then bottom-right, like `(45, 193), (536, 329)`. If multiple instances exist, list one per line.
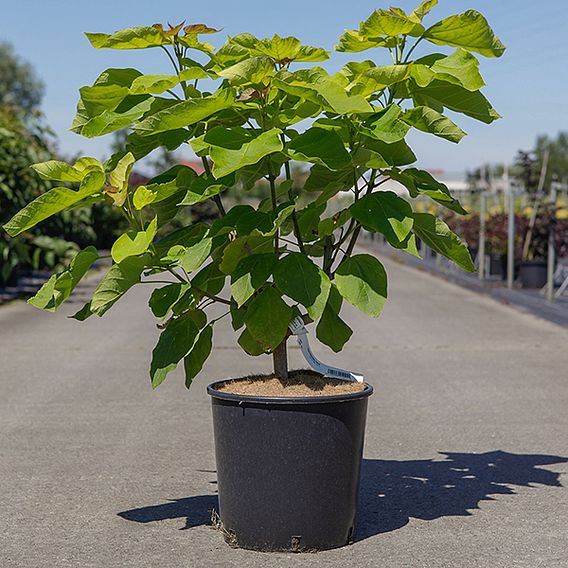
(118, 494), (219, 530)
(117, 450), (567, 539)
(356, 450), (567, 540)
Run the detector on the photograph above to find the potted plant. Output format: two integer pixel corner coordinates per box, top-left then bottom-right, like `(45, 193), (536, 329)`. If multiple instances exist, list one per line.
(3, 1), (504, 552)
(486, 212), (527, 280)
(519, 208), (551, 288)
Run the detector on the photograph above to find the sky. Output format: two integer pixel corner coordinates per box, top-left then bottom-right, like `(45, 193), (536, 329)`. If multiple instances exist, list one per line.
(2, 0), (567, 175)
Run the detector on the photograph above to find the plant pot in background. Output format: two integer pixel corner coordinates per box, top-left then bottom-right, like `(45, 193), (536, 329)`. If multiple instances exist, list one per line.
(207, 377), (373, 552)
(519, 260), (548, 288)
(488, 253), (504, 278)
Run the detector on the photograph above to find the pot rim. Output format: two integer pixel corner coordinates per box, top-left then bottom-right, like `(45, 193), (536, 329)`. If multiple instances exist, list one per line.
(207, 377), (374, 405)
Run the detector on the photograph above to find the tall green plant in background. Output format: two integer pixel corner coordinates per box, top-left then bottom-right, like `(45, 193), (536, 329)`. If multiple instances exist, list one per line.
(4, 1), (504, 384)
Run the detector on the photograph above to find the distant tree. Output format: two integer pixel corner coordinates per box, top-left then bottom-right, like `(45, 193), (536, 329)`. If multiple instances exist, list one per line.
(0, 42), (44, 117)
(513, 150), (539, 193)
(535, 132), (568, 189)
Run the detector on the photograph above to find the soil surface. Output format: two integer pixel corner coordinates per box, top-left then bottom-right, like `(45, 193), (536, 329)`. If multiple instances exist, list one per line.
(216, 370), (366, 397)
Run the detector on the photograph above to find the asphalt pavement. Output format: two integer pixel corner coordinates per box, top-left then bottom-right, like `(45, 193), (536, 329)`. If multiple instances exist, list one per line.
(1, 255), (567, 568)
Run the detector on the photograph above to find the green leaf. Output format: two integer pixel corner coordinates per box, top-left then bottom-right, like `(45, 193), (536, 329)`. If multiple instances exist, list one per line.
(336, 30), (390, 53)
(411, 0), (438, 20)
(274, 253), (331, 320)
(86, 26), (166, 50)
(219, 235), (273, 274)
(273, 69), (372, 115)
(230, 33), (329, 63)
(126, 129), (191, 160)
(350, 191), (414, 247)
(286, 127), (350, 170)
(238, 328), (267, 356)
(110, 152), (136, 192)
(180, 238), (213, 273)
(412, 213), (475, 271)
(357, 137), (417, 167)
(388, 168), (467, 215)
(70, 302), (94, 321)
(111, 217), (157, 263)
(244, 287), (294, 351)
(150, 314), (199, 388)
(402, 106), (466, 143)
(412, 50), (485, 92)
(231, 253), (277, 307)
(78, 97), (154, 138)
(410, 80), (500, 124)
(318, 209), (351, 238)
(149, 283), (190, 319)
(335, 254), (387, 318)
(90, 255), (149, 316)
(28, 247), (99, 311)
(424, 10), (506, 58)
(350, 65), (411, 96)
(178, 173), (234, 205)
(79, 84), (130, 117)
(183, 324), (213, 388)
(192, 262), (226, 298)
(3, 170), (105, 237)
(31, 160), (86, 182)
(133, 89), (234, 135)
(316, 286), (353, 352)
(360, 9), (424, 38)
(206, 127), (283, 178)
(360, 105), (411, 144)
(304, 163), (355, 193)
(218, 56), (274, 85)
(129, 74), (179, 95)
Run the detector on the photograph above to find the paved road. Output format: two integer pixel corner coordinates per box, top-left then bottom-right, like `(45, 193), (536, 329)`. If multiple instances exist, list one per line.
(1, 256), (567, 568)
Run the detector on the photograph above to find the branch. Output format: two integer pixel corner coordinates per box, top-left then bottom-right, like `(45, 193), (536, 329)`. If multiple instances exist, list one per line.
(283, 156), (306, 254)
(201, 157), (226, 216)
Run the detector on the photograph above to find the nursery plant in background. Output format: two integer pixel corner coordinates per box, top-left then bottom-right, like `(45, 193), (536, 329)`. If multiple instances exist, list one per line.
(3, 1), (504, 552)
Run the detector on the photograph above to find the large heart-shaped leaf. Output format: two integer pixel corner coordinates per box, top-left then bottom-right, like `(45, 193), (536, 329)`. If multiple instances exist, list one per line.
(150, 314), (200, 388)
(316, 285), (353, 352)
(286, 127), (350, 170)
(28, 247), (99, 311)
(4, 170), (105, 237)
(335, 254), (388, 318)
(111, 217), (157, 263)
(274, 253), (331, 319)
(402, 106), (466, 143)
(244, 287), (294, 351)
(350, 191), (414, 247)
(231, 253), (277, 307)
(412, 212), (475, 271)
(205, 127), (283, 178)
(424, 10), (506, 58)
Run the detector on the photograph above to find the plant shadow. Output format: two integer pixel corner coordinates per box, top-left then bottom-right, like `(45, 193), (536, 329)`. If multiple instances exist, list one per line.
(356, 450), (567, 540)
(118, 450), (567, 540)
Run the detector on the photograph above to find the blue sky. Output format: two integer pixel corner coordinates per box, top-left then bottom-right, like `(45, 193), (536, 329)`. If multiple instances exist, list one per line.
(2, 0), (567, 174)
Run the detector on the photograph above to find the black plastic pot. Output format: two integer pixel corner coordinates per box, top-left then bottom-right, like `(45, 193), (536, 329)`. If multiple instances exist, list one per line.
(207, 376), (373, 552)
(519, 260), (547, 288)
(489, 253), (504, 278)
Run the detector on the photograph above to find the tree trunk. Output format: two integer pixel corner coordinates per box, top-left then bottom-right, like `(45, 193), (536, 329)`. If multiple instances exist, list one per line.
(273, 338), (288, 379)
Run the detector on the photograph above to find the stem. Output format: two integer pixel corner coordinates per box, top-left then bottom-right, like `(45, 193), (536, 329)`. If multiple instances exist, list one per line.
(201, 157), (226, 216)
(272, 339), (288, 380)
(166, 89), (182, 101)
(267, 169), (280, 258)
(344, 226), (362, 259)
(160, 46), (180, 74)
(166, 267), (188, 283)
(283, 156), (306, 254)
(194, 287), (232, 306)
(402, 37), (424, 64)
